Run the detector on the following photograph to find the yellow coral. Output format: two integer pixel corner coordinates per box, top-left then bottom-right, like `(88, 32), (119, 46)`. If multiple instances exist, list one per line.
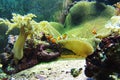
(105, 16), (120, 33)
(0, 13), (61, 60)
(114, 2), (120, 16)
(58, 38), (94, 57)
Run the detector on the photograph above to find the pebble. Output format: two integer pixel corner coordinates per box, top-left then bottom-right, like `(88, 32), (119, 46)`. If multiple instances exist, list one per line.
(35, 74), (46, 80)
(39, 71), (44, 75)
(61, 70), (64, 72)
(20, 74), (27, 77)
(48, 68), (52, 70)
(9, 77), (15, 80)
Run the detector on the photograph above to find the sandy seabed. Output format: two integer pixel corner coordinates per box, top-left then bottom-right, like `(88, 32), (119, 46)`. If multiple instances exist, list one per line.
(9, 59), (88, 80)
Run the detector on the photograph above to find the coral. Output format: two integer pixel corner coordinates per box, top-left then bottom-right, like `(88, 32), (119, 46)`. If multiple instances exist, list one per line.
(65, 1), (115, 27)
(49, 22), (65, 34)
(58, 38), (94, 57)
(0, 33), (61, 74)
(0, 1), (118, 74)
(50, 2), (116, 57)
(0, 13), (37, 61)
(85, 32), (120, 80)
(64, 1), (115, 39)
(105, 16), (120, 32)
(0, 13), (61, 61)
(39, 21), (61, 38)
(114, 2), (120, 16)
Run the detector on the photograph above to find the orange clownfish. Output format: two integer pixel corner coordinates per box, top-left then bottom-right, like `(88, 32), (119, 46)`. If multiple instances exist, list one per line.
(46, 35), (53, 41)
(92, 28), (97, 35)
(57, 34), (67, 40)
(50, 38), (56, 44)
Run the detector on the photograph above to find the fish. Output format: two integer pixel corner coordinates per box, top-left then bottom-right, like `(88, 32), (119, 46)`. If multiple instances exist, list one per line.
(57, 34), (67, 40)
(92, 28), (97, 35)
(50, 38), (56, 44)
(57, 36), (62, 40)
(46, 35), (53, 41)
(62, 34), (67, 39)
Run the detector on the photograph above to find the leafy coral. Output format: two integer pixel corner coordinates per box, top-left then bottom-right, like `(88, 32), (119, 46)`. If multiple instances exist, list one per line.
(58, 38), (94, 57)
(46, 1), (116, 57)
(64, 1), (115, 34)
(0, 13), (61, 60)
(58, 1), (116, 49)
(54, 1), (116, 57)
(49, 22), (65, 34)
(0, 1), (117, 60)
(105, 16), (120, 31)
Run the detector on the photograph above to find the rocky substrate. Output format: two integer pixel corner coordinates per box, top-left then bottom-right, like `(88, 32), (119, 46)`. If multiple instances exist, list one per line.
(7, 59), (88, 80)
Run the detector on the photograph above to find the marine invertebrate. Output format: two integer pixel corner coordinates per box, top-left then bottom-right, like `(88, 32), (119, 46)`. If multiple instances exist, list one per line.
(0, 13), (37, 61)
(64, 1), (115, 41)
(0, 13), (60, 61)
(65, 1), (115, 27)
(58, 38), (94, 57)
(105, 16), (120, 32)
(0, 13), (63, 74)
(0, 33), (61, 74)
(114, 2), (120, 16)
(85, 32), (120, 80)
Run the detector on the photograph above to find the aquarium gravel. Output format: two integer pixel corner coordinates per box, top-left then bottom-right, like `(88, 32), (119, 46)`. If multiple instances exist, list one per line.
(7, 59), (88, 80)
